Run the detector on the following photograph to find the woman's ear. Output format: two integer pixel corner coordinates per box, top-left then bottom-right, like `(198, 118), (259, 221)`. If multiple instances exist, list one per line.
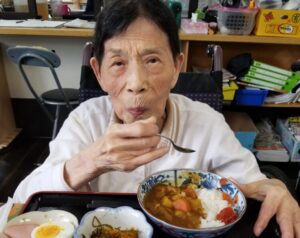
(171, 53), (184, 88)
(90, 57), (107, 92)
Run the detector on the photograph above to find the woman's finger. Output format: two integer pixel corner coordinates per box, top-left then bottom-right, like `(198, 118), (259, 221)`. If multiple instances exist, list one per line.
(294, 210), (300, 238)
(103, 135), (161, 153)
(124, 146), (169, 168)
(276, 203), (294, 238)
(95, 146), (169, 172)
(253, 193), (279, 236)
(110, 116), (159, 138)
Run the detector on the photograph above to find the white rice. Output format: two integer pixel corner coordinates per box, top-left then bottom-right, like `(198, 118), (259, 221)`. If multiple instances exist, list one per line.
(196, 188), (230, 228)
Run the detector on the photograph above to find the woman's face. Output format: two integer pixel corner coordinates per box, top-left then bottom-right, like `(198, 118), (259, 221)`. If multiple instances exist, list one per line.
(90, 17), (184, 126)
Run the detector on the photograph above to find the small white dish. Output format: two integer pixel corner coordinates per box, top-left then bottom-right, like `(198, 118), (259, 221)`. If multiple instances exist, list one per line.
(74, 206), (153, 238)
(3, 210), (78, 238)
(5, 210), (78, 227)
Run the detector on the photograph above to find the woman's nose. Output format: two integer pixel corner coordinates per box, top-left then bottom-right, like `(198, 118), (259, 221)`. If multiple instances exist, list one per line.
(126, 64), (148, 93)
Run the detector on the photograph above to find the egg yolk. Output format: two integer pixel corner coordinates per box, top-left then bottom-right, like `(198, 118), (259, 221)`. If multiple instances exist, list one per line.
(34, 225), (62, 238)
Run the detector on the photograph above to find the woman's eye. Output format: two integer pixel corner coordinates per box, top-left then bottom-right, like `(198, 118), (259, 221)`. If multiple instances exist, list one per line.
(146, 57), (158, 64)
(112, 61), (124, 67)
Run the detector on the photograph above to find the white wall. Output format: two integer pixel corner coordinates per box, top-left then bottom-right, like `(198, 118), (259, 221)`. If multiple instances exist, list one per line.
(1, 35), (92, 98)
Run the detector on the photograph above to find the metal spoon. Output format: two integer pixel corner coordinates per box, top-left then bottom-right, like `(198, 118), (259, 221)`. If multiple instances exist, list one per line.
(157, 134), (195, 153)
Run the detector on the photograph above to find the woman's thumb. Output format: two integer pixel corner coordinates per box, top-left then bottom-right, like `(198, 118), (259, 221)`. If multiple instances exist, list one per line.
(228, 177), (253, 198)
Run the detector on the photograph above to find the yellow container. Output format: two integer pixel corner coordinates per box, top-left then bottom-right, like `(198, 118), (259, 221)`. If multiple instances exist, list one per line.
(255, 9), (300, 38)
(223, 81), (238, 101)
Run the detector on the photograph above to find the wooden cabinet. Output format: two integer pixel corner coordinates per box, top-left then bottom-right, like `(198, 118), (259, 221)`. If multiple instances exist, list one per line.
(0, 28), (298, 137)
(1, 27), (298, 88)
(179, 33), (300, 108)
(180, 33), (300, 74)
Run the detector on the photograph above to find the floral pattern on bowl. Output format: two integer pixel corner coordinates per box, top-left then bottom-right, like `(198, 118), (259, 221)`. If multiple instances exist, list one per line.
(74, 206), (153, 238)
(137, 168), (247, 238)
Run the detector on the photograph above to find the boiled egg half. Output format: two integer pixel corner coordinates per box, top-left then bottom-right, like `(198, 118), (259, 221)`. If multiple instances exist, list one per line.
(31, 221), (74, 238)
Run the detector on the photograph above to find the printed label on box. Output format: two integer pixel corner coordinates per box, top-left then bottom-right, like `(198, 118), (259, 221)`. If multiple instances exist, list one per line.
(255, 9), (300, 38)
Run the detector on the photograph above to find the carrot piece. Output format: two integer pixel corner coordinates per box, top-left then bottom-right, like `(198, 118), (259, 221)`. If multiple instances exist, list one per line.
(183, 187), (197, 199)
(222, 192), (232, 205)
(172, 198), (191, 212)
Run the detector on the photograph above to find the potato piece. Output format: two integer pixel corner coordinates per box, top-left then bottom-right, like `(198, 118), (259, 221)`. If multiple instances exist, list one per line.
(161, 196), (173, 208)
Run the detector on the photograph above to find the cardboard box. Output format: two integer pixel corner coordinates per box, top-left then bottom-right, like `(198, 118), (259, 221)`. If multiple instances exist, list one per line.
(255, 9), (300, 38)
(276, 119), (300, 162)
(224, 112), (258, 151)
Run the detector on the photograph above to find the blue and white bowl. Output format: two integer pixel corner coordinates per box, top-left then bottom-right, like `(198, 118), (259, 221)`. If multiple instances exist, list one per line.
(74, 206), (153, 238)
(137, 168), (247, 238)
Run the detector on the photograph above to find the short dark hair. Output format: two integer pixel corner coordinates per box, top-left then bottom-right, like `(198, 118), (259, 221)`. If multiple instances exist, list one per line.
(93, 0), (180, 64)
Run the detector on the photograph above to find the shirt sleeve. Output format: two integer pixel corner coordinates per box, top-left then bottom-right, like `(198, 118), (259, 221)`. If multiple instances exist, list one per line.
(205, 113), (266, 184)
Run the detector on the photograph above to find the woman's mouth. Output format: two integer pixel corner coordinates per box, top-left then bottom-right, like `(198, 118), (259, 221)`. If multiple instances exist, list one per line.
(128, 107), (146, 118)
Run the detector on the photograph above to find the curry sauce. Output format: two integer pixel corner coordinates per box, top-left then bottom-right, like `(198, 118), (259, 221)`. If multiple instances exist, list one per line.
(143, 184), (206, 229)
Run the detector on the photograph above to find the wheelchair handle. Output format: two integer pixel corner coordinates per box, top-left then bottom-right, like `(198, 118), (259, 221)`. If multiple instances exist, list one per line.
(207, 44), (223, 72)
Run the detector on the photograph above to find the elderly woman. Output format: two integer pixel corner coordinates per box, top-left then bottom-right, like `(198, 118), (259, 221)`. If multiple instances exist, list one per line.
(12, 0), (299, 237)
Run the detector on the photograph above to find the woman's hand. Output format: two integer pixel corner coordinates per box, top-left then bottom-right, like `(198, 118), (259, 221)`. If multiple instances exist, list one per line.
(64, 116), (169, 190)
(236, 178), (300, 238)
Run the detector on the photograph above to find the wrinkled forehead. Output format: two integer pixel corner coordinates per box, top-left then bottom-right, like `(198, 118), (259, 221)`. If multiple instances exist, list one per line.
(103, 17), (171, 55)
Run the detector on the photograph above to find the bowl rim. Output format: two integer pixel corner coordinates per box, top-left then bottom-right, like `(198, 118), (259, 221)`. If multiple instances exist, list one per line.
(137, 168), (247, 232)
(74, 205), (153, 237)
